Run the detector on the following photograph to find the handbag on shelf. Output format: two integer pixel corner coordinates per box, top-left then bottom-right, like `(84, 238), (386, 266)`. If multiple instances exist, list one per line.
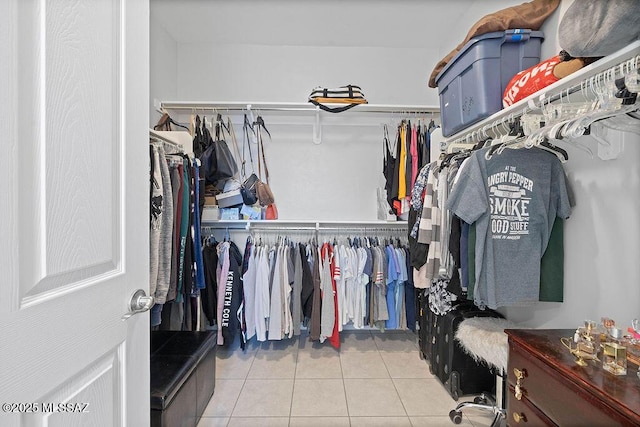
(256, 183), (275, 207)
(254, 116), (276, 207)
(192, 115), (206, 157)
(196, 116), (215, 179)
(265, 203), (278, 220)
(239, 114), (259, 206)
(241, 174), (259, 206)
(198, 115), (239, 186)
(212, 117), (239, 183)
(308, 84), (367, 113)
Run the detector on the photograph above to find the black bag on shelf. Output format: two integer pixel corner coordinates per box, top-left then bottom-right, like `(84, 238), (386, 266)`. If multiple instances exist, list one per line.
(199, 116), (239, 186)
(240, 173), (259, 206)
(308, 84), (367, 113)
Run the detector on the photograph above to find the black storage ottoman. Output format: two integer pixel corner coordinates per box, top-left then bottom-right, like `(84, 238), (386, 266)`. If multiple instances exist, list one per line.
(150, 331), (216, 427)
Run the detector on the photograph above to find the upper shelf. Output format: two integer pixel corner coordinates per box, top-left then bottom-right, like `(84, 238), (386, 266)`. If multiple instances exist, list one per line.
(160, 102), (440, 144)
(445, 40), (640, 144)
(160, 101), (439, 115)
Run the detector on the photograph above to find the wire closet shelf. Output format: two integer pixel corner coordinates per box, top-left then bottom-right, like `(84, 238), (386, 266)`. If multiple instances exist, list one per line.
(445, 41), (640, 155)
(159, 102), (440, 144)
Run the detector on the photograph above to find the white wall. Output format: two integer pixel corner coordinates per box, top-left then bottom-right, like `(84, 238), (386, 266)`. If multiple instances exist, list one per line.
(149, 13), (177, 126)
(172, 42), (441, 220)
(168, 110), (395, 221)
(150, 0), (640, 331)
(499, 0), (640, 329)
(176, 44), (439, 106)
(503, 129), (640, 329)
(538, 0), (574, 59)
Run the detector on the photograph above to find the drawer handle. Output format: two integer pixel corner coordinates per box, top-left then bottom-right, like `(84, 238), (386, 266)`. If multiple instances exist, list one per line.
(513, 368), (527, 400)
(513, 412), (527, 423)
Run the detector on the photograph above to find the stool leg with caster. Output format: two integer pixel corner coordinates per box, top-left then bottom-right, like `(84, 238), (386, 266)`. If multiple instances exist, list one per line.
(448, 376), (506, 426)
(449, 393), (505, 426)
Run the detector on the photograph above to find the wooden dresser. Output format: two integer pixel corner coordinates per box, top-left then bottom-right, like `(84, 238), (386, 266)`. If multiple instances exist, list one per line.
(505, 329), (640, 426)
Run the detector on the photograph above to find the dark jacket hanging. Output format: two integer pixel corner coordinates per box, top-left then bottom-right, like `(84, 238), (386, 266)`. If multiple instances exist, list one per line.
(389, 126), (402, 212)
(201, 243), (219, 327)
(309, 244), (322, 341)
(300, 243), (315, 321)
(220, 241), (245, 349)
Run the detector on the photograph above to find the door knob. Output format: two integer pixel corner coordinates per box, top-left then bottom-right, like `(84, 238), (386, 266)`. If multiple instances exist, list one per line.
(122, 289), (154, 320)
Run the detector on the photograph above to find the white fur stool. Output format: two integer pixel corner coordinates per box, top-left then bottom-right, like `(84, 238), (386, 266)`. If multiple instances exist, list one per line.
(448, 317), (514, 426)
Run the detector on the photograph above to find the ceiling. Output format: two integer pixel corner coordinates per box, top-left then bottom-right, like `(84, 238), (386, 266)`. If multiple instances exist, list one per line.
(151, 0), (522, 50)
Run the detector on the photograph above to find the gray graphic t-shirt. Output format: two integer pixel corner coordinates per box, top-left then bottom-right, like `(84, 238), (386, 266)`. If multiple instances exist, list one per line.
(447, 147), (571, 309)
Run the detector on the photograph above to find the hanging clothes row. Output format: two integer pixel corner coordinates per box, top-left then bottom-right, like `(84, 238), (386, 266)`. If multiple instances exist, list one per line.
(149, 136), (210, 331)
(409, 139), (572, 314)
(383, 119), (437, 220)
(205, 232), (415, 349)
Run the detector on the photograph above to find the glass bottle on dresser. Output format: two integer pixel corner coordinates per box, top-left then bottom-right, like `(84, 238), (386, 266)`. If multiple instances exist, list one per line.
(602, 327), (627, 376)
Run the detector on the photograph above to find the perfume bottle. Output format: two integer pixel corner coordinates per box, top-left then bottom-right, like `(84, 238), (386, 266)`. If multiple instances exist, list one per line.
(576, 320), (598, 356)
(602, 328), (627, 376)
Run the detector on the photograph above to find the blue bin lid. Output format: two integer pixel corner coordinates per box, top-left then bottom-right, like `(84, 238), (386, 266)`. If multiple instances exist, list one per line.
(435, 29), (545, 85)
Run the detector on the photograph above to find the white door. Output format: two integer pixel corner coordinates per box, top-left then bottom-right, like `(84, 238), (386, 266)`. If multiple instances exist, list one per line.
(0, 0), (150, 426)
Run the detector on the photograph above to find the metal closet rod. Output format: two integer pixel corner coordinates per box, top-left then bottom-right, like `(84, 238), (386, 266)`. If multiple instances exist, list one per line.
(201, 221), (407, 232)
(244, 227), (406, 233)
(248, 226), (318, 232)
(316, 227), (406, 233)
(160, 101), (439, 115)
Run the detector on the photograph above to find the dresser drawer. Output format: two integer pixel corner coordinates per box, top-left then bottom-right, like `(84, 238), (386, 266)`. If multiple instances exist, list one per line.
(507, 385), (555, 426)
(508, 343), (626, 426)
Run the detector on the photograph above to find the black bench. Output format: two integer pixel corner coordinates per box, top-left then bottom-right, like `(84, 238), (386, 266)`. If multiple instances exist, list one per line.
(150, 331), (217, 427)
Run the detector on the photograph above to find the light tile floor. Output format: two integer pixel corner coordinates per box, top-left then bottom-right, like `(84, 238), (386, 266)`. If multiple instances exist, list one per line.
(198, 330), (498, 427)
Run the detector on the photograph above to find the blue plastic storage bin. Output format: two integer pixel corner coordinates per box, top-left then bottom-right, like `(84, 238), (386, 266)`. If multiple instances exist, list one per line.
(435, 29), (544, 137)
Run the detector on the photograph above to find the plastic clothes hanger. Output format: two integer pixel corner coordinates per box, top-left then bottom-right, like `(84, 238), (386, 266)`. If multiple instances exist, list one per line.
(171, 120), (190, 131)
(216, 113), (230, 134)
(487, 118), (521, 158)
(499, 123), (569, 162)
(544, 119), (589, 159)
(487, 115), (568, 162)
(154, 113), (190, 132)
(484, 119), (509, 159)
(538, 138), (569, 163)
